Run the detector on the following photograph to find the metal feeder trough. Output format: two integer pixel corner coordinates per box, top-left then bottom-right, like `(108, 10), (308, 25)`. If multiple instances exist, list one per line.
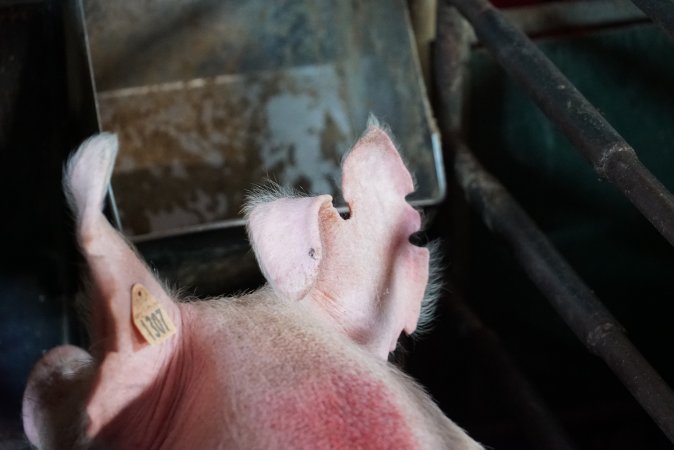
(82, 0), (443, 241)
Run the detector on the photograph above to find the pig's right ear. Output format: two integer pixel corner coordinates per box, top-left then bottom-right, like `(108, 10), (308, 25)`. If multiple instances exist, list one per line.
(245, 194), (334, 301)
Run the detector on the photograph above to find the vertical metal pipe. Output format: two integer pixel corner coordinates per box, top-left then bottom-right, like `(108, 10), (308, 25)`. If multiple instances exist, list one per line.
(434, 3), (674, 443)
(630, 0), (674, 41)
(444, 0), (674, 248)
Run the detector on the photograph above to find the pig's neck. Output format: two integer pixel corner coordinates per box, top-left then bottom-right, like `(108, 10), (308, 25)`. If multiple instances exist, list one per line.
(172, 296), (419, 449)
(89, 314), (208, 449)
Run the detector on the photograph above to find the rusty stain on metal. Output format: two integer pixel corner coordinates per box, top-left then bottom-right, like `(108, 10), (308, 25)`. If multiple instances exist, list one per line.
(83, 0), (442, 239)
(99, 66), (351, 236)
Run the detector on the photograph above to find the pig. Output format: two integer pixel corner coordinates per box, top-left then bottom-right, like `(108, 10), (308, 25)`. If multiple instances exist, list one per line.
(22, 120), (483, 449)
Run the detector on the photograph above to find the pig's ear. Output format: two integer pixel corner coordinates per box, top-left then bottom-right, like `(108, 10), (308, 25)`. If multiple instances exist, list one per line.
(244, 125), (431, 360)
(245, 191), (334, 301)
(64, 134), (183, 437)
(310, 124), (430, 359)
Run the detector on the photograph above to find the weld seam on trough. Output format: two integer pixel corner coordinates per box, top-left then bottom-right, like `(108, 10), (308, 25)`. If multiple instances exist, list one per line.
(630, 0), (674, 41)
(453, 139), (674, 444)
(446, 0), (674, 247)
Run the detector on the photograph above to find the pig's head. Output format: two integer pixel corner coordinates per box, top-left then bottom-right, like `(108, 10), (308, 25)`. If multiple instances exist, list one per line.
(245, 120), (433, 358)
(21, 122), (481, 450)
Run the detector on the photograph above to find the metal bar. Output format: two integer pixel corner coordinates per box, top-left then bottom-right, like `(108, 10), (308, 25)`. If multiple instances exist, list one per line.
(630, 0), (674, 41)
(501, 0), (646, 38)
(444, 0), (674, 248)
(453, 139), (674, 443)
(434, 4), (674, 443)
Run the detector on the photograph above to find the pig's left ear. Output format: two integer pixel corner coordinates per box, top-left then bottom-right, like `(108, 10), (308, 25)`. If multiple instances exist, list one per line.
(246, 193), (334, 301)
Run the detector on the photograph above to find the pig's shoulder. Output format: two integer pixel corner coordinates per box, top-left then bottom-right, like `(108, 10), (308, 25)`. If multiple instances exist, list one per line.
(176, 292), (474, 449)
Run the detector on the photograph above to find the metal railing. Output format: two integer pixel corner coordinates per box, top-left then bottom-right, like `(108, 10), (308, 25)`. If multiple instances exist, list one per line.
(446, 0), (674, 248)
(631, 0), (674, 41)
(435, 0), (674, 444)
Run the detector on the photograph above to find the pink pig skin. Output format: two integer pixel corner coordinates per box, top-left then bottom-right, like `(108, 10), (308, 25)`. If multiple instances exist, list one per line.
(21, 124), (483, 449)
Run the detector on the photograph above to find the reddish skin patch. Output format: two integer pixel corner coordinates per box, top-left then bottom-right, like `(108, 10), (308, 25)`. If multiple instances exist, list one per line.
(268, 370), (415, 449)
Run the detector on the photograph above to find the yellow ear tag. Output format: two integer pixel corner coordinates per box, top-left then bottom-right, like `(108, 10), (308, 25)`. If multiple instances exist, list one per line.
(132, 283), (176, 345)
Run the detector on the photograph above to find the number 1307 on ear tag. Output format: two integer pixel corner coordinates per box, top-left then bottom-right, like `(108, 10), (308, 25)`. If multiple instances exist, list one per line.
(132, 283), (177, 345)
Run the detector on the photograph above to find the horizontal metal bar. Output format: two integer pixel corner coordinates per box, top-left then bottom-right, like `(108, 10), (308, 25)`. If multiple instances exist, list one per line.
(434, 4), (674, 442)
(445, 0), (674, 248)
(501, 0), (646, 38)
(630, 0), (674, 41)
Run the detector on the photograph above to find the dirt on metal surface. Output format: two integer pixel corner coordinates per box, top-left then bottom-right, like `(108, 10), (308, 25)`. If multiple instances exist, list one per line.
(99, 66), (351, 236)
(84, 0), (440, 239)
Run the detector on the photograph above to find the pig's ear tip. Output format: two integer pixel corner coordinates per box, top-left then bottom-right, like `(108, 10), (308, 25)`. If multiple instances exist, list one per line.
(365, 114), (392, 137)
(366, 113), (381, 130)
(75, 132), (119, 160)
(97, 130), (117, 138)
(357, 117), (404, 163)
(93, 132), (119, 151)
(99, 131), (118, 143)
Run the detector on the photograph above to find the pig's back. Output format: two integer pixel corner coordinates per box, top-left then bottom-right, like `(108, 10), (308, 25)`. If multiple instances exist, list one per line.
(173, 291), (481, 450)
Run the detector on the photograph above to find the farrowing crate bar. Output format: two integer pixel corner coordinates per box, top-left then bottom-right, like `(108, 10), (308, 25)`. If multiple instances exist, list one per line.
(446, 0), (674, 248)
(630, 0), (674, 41)
(435, 0), (674, 444)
